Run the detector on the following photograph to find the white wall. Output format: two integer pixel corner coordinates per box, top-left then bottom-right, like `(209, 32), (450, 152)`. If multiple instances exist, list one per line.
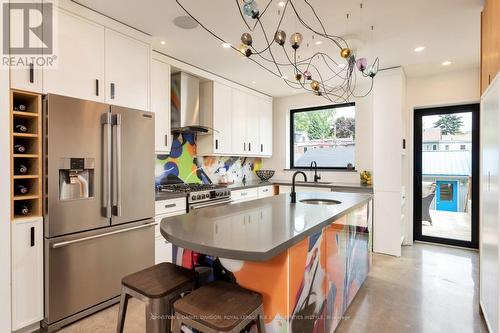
(264, 91), (373, 184)
(403, 67), (480, 244)
(0, 10), (11, 332)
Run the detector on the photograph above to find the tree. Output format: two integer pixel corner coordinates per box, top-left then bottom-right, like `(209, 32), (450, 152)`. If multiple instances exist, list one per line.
(334, 116), (355, 138)
(434, 115), (463, 135)
(293, 110), (334, 140)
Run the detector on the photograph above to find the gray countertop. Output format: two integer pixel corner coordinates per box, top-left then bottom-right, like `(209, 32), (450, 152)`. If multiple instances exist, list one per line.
(220, 180), (273, 190)
(160, 191), (372, 262)
(155, 191), (187, 201)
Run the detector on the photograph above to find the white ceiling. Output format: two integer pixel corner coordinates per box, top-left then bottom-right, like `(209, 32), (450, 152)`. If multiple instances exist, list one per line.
(74, 0), (482, 97)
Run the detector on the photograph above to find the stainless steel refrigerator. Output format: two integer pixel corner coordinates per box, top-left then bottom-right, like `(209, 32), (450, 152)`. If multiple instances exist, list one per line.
(42, 94), (155, 331)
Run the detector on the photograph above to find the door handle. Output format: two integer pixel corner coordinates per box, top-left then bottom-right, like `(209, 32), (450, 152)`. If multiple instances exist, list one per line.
(261, 144), (263, 152)
(215, 139), (218, 150)
(249, 142), (251, 151)
(29, 63), (34, 83)
(244, 142), (246, 151)
(95, 79), (99, 96)
(51, 222), (156, 249)
(30, 226), (35, 247)
(112, 113), (122, 217)
(101, 113), (112, 218)
(110, 83), (115, 99)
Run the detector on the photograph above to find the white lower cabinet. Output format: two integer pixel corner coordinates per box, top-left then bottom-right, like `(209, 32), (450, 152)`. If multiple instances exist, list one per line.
(155, 198), (187, 264)
(11, 217), (43, 331)
(231, 188), (259, 203)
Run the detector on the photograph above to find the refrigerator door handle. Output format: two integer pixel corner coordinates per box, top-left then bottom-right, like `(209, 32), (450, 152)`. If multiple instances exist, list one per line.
(101, 113), (112, 218)
(51, 221), (157, 249)
(112, 113), (122, 217)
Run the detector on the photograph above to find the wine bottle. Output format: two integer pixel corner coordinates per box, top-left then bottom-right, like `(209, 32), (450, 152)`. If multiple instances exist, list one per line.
(14, 144), (26, 153)
(15, 203), (29, 216)
(16, 163), (28, 174)
(15, 124), (28, 133)
(15, 185), (28, 195)
(17, 104), (26, 111)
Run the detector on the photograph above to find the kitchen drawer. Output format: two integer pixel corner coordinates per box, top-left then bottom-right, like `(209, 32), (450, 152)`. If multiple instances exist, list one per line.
(231, 188), (259, 202)
(155, 236), (172, 264)
(155, 198), (186, 216)
(258, 185), (274, 198)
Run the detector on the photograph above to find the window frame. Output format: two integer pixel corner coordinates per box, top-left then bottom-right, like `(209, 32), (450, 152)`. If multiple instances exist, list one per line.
(289, 102), (356, 171)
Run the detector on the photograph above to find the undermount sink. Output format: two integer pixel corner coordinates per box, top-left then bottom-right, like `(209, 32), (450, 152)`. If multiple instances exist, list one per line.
(299, 199), (342, 205)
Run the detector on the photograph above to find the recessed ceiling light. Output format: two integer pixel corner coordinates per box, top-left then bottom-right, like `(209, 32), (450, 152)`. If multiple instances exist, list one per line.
(281, 75), (288, 79)
(252, 81), (257, 84)
(315, 40), (323, 45)
(442, 61), (452, 66)
(222, 43), (231, 48)
(414, 46), (425, 52)
(160, 40), (166, 45)
(278, 1), (286, 7)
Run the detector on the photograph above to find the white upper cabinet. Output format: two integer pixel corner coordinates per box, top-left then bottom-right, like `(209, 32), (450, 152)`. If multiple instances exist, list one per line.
(9, 0), (43, 93)
(43, 8), (105, 101)
(231, 88), (248, 155)
(258, 98), (273, 156)
(105, 29), (150, 111)
(151, 58), (171, 153)
(198, 82), (272, 157)
(246, 94), (260, 154)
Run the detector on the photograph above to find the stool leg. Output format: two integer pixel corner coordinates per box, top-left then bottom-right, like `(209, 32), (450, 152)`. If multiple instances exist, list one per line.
(146, 298), (167, 333)
(172, 313), (182, 333)
(256, 306), (266, 333)
(117, 289), (130, 333)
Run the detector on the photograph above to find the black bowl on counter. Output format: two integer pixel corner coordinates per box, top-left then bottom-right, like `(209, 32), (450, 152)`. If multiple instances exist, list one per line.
(255, 169), (275, 182)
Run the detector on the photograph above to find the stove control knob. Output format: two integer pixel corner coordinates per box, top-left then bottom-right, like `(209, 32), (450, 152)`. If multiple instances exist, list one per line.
(191, 195), (196, 201)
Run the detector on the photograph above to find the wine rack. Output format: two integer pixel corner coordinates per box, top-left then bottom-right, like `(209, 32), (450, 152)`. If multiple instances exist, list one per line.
(10, 90), (42, 220)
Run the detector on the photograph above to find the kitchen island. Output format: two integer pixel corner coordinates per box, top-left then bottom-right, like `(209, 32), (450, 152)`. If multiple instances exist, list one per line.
(161, 192), (373, 333)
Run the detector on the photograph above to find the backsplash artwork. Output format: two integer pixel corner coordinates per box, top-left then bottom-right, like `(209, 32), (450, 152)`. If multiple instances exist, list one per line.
(155, 133), (262, 185)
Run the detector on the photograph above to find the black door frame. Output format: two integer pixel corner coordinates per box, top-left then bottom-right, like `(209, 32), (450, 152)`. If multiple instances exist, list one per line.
(413, 104), (479, 249)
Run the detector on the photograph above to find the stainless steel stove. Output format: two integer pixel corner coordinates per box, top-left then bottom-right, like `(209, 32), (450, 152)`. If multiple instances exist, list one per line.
(158, 183), (231, 211)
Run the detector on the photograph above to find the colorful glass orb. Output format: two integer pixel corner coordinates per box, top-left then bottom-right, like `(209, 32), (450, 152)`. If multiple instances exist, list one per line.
(241, 33), (253, 46)
(290, 32), (303, 49)
(356, 58), (367, 71)
(243, 0), (254, 3)
(274, 30), (286, 46)
(340, 47), (351, 58)
(366, 65), (377, 78)
(310, 80), (320, 91)
(243, 1), (259, 18)
(238, 44), (248, 55)
(304, 70), (312, 80)
(295, 73), (303, 81)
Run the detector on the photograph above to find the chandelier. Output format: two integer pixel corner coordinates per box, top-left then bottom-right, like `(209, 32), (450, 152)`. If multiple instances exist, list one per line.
(175, 0), (379, 102)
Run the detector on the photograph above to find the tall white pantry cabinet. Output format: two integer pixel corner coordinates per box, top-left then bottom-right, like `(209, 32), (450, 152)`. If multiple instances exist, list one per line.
(480, 72), (500, 333)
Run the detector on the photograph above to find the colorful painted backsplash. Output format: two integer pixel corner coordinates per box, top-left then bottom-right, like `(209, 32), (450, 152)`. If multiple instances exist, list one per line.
(155, 133), (262, 185)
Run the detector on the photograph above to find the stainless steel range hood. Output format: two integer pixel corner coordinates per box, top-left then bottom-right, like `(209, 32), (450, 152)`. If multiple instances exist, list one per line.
(171, 72), (210, 134)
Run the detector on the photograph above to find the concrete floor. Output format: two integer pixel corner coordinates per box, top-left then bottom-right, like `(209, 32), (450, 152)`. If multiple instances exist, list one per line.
(58, 243), (488, 333)
(422, 210), (471, 242)
(336, 243), (488, 333)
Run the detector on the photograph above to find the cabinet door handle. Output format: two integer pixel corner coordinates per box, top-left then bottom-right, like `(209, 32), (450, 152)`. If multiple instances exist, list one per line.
(164, 203), (176, 209)
(29, 63), (34, 83)
(165, 134), (168, 147)
(261, 144), (263, 152)
(30, 226), (35, 247)
(249, 142), (251, 151)
(95, 79), (99, 96)
(215, 139), (218, 150)
(110, 83), (115, 99)
(244, 142), (246, 151)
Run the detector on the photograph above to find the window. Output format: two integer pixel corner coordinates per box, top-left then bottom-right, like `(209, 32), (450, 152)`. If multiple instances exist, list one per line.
(290, 103), (355, 169)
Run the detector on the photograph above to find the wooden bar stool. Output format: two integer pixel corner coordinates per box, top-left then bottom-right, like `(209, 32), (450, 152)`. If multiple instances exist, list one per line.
(172, 281), (266, 333)
(117, 263), (195, 333)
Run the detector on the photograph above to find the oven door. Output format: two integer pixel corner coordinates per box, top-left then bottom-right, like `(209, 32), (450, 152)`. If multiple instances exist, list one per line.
(188, 198), (232, 211)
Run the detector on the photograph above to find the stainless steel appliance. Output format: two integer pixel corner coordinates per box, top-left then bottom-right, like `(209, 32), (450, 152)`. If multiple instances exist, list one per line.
(157, 183), (231, 211)
(43, 94), (155, 331)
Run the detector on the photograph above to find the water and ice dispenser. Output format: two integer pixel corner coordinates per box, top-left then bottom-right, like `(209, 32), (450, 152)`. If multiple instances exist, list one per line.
(59, 158), (95, 200)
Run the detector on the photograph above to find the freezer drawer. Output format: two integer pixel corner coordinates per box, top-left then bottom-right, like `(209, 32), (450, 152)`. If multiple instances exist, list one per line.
(44, 221), (154, 325)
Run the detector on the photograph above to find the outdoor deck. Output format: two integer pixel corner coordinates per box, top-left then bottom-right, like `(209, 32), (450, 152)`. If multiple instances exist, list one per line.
(422, 210), (471, 242)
